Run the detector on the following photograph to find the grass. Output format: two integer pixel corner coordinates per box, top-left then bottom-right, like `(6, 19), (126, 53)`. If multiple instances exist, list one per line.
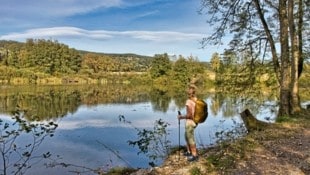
(103, 167), (136, 175)
(203, 139), (254, 173)
(189, 166), (202, 175)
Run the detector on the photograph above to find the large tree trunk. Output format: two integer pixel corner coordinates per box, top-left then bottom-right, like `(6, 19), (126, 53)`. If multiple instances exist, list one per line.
(288, 0), (301, 114)
(297, 0), (304, 78)
(278, 0), (291, 117)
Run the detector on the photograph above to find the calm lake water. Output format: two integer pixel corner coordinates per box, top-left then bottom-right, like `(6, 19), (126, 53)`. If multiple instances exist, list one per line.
(0, 85), (308, 174)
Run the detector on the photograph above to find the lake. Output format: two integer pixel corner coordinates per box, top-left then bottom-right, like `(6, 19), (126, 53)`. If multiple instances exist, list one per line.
(0, 84), (307, 175)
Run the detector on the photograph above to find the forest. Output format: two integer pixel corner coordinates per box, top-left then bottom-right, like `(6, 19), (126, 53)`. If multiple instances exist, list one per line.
(0, 39), (154, 84)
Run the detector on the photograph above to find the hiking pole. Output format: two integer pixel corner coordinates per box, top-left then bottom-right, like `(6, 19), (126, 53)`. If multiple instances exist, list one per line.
(178, 111), (181, 160)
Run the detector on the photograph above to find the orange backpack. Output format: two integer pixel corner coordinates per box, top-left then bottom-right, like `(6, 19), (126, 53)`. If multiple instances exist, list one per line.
(193, 99), (208, 124)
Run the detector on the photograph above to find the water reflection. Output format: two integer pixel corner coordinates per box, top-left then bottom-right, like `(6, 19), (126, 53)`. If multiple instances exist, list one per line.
(0, 85), (282, 121)
(0, 84), (298, 174)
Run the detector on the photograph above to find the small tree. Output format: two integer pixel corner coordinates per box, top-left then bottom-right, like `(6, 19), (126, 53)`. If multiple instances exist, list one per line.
(210, 52), (222, 73)
(0, 108), (58, 175)
(119, 116), (171, 167)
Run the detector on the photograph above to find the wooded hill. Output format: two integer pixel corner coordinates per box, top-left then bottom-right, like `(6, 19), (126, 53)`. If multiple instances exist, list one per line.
(0, 39), (155, 84)
(0, 39), (153, 74)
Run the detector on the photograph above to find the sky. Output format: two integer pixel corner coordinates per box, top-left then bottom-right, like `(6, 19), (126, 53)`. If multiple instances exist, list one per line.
(0, 0), (226, 61)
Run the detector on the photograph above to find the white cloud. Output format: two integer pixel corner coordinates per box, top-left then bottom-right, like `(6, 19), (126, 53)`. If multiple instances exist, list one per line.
(0, 27), (109, 40)
(57, 119), (111, 130)
(57, 118), (158, 130)
(0, 27), (205, 43)
(123, 31), (203, 42)
(133, 10), (160, 19)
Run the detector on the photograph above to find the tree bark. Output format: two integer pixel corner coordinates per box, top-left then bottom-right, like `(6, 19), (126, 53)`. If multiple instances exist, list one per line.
(288, 0), (302, 114)
(278, 0), (291, 117)
(297, 0), (304, 78)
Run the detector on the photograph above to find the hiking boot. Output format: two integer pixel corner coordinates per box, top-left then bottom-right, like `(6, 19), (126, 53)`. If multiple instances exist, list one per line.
(183, 152), (192, 157)
(187, 155), (199, 162)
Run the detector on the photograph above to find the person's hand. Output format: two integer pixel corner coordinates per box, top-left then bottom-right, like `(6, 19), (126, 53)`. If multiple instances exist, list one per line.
(178, 111), (182, 120)
(177, 115), (182, 120)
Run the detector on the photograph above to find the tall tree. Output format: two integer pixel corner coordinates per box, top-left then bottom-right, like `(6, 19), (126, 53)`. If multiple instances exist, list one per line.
(200, 0), (309, 117)
(173, 56), (189, 83)
(149, 53), (172, 79)
(210, 52), (221, 73)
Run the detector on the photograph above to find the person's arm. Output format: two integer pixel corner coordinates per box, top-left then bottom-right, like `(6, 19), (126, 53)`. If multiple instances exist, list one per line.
(178, 105), (193, 120)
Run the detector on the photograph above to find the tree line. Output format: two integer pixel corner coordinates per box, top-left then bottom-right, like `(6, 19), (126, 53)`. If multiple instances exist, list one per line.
(0, 39), (152, 75)
(0, 39), (208, 85)
(0, 39), (81, 74)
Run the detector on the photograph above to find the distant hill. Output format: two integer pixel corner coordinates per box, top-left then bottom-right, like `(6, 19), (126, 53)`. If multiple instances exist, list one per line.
(78, 50), (153, 59)
(0, 40), (153, 60)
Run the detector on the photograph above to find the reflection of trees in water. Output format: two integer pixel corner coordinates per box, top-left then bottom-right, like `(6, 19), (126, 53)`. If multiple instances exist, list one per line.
(209, 88), (278, 118)
(81, 85), (150, 105)
(148, 84), (275, 119)
(0, 84), (281, 121)
(0, 87), (81, 121)
(210, 93), (225, 116)
(149, 88), (172, 112)
(0, 85), (151, 121)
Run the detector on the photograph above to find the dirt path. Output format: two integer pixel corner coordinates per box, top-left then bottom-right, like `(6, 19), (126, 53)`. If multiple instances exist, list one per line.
(233, 127), (310, 175)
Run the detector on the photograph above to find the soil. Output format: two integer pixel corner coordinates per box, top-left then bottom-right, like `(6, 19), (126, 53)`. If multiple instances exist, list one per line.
(132, 109), (310, 175)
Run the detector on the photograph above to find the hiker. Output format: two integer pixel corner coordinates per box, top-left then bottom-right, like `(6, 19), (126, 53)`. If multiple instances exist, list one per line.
(177, 85), (198, 162)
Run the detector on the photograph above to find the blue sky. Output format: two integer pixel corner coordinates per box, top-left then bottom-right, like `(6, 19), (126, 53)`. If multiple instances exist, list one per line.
(0, 0), (225, 61)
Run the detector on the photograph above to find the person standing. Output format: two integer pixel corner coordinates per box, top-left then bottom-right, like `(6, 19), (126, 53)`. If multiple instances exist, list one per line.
(177, 85), (198, 162)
